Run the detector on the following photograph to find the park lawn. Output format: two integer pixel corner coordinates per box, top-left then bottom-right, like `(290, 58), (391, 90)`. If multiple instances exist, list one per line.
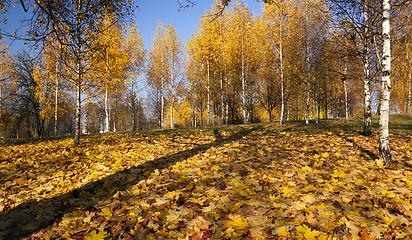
(0, 115), (411, 239)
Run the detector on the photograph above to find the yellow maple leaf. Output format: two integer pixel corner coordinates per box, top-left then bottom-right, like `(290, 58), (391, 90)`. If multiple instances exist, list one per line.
(304, 229), (322, 240)
(376, 158), (384, 168)
(333, 170), (347, 178)
(101, 208), (112, 217)
(276, 227), (288, 236)
(62, 231), (71, 239)
(212, 165), (221, 171)
(318, 233), (332, 240)
(296, 224), (309, 233)
(230, 215), (249, 230)
(85, 230), (109, 240)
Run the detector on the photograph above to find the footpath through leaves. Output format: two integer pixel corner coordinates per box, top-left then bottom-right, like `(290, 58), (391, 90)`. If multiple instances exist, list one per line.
(0, 116), (412, 239)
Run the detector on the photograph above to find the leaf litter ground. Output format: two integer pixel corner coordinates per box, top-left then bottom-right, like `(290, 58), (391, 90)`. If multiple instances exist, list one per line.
(0, 115), (411, 239)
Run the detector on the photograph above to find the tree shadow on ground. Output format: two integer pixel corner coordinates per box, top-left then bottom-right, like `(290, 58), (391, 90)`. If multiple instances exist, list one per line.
(339, 135), (379, 160)
(0, 127), (254, 240)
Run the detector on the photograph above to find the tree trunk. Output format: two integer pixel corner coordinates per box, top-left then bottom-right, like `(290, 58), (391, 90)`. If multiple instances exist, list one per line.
(131, 82), (138, 131)
(343, 65), (349, 121)
(104, 86), (109, 132)
(113, 101), (117, 132)
(193, 97), (197, 127)
(161, 77), (165, 129)
(54, 63), (59, 136)
(344, 79), (348, 121)
(241, 37), (247, 124)
(170, 97), (174, 129)
(225, 100), (229, 125)
(132, 99), (138, 131)
(221, 73), (224, 125)
(280, 39), (285, 124)
(362, 0), (372, 135)
(74, 83), (81, 145)
(379, 0), (392, 165)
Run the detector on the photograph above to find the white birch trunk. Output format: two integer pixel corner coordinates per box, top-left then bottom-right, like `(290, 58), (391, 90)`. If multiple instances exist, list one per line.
(74, 83), (81, 145)
(363, 0), (372, 135)
(343, 65), (348, 121)
(241, 37), (247, 124)
(280, 37), (285, 125)
(170, 60), (174, 129)
(54, 73), (58, 136)
(344, 79), (348, 121)
(161, 77), (165, 129)
(104, 86), (109, 132)
(104, 51), (110, 132)
(379, 0), (392, 165)
(113, 109), (117, 132)
(226, 100), (229, 125)
(221, 73), (224, 125)
(170, 98), (174, 129)
(207, 59), (211, 126)
(193, 97), (197, 127)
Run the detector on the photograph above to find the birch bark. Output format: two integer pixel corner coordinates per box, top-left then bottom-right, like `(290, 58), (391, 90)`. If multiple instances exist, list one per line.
(279, 16), (285, 125)
(54, 68), (59, 136)
(241, 35), (247, 124)
(379, 0), (392, 165)
(170, 60), (174, 129)
(362, 0), (372, 135)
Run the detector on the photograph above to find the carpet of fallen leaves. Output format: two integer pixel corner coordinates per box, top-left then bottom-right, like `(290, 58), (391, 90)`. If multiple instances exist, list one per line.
(0, 116), (412, 240)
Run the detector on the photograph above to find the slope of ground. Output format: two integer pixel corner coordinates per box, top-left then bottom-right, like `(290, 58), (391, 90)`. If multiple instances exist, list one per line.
(0, 115), (411, 239)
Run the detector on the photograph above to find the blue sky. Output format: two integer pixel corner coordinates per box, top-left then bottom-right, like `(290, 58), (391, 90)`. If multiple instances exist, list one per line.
(2, 0), (263, 53)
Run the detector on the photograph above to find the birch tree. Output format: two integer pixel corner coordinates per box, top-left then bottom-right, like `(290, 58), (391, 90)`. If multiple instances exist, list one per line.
(34, 37), (70, 136)
(25, 0), (132, 145)
(147, 22), (182, 129)
(93, 15), (129, 133)
(379, 0), (392, 165)
(164, 24), (183, 129)
(225, 2), (257, 124)
(124, 23), (145, 131)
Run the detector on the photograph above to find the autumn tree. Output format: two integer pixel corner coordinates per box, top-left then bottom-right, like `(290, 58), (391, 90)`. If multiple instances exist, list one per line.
(124, 23), (146, 131)
(147, 22), (183, 129)
(92, 14), (129, 133)
(23, 0), (133, 145)
(392, 4), (412, 113)
(224, 2), (258, 124)
(0, 39), (13, 137)
(8, 51), (44, 137)
(379, 0), (392, 165)
(259, 0), (299, 123)
(187, 1), (227, 126)
(33, 36), (72, 136)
